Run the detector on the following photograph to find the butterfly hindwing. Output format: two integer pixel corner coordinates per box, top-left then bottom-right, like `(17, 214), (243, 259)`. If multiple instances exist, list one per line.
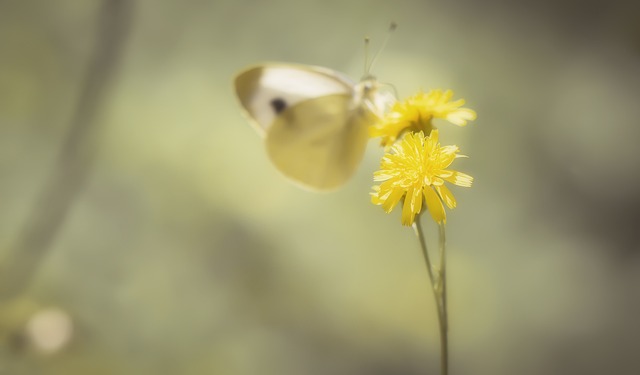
(265, 94), (375, 191)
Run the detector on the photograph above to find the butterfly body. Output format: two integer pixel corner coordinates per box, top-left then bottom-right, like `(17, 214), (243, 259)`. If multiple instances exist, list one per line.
(234, 63), (392, 191)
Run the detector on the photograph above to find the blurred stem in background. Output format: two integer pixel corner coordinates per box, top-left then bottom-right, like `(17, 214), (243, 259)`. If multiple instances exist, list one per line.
(413, 215), (448, 375)
(0, 0), (133, 301)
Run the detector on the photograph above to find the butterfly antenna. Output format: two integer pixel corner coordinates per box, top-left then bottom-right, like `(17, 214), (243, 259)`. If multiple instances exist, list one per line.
(363, 36), (371, 75)
(365, 22), (397, 76)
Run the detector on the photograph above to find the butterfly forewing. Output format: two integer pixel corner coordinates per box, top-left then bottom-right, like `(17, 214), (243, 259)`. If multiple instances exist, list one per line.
(234, 64), (354, 135)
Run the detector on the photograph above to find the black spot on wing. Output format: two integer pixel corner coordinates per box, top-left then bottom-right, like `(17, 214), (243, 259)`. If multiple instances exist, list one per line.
(270, 98), (287, 114)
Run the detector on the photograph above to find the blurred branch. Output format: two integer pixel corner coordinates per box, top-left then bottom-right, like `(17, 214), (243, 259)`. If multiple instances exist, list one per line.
(0, 0), (133, 300)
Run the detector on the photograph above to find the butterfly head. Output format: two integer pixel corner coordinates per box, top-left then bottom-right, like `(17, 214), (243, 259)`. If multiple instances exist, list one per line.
(354, 76), (395, 119)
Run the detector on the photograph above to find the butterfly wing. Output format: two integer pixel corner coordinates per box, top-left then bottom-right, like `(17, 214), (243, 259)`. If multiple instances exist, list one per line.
(234, 63), (354, 136)
(234, 63), (380, 191)
(265, 94), (377, 191)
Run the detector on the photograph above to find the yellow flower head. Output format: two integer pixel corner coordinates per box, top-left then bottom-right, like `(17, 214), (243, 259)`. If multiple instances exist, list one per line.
(371, 130), (473, 226)
(370, 89), (477, 148)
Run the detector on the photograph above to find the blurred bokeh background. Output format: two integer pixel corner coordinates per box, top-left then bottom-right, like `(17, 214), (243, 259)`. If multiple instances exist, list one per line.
(1, 0), (640, 374)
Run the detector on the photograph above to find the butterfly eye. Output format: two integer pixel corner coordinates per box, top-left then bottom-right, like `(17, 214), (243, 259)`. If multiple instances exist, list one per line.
(359, 81), (375, 95)
(270, 98), (287, 114)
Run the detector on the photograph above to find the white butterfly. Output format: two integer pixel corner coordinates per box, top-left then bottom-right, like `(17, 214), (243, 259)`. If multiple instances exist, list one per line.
(234, 62), (394, 191)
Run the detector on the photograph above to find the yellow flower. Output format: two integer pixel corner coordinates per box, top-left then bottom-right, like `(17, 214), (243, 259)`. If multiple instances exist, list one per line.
(371, 130), (473, 226)
(369, 89), (477, 147)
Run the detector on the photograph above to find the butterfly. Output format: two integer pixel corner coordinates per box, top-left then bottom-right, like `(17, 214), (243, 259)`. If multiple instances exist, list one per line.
(233, 62), (395, 191)
(233, 26), (397, 191)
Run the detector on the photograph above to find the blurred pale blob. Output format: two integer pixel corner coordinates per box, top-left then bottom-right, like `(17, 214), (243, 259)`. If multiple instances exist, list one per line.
(26, 308), (73, 354)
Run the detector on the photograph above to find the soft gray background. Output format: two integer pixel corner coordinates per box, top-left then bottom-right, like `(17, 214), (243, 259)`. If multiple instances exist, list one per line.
(1, 0), (639, 374)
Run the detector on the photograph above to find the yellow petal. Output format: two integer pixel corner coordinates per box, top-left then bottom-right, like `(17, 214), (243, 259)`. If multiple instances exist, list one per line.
(435, 184), (457, 209)
(446, 108), (477, 126)
(370, 186), (385, 205)
(411, 185), (423, 216)
(373, 171), (394, 181)
(438, 147), (459, 168)
(382, 187), (405, 213)
(445, 171), (474, 187)
(424, 186), (446, 224)
(401, 191), (416, 226)
(428, 129), (439, 143)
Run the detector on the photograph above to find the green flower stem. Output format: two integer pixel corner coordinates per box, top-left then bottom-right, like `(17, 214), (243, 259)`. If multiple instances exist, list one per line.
(437, 222), (449, 372)
(413, 215), (448, 375)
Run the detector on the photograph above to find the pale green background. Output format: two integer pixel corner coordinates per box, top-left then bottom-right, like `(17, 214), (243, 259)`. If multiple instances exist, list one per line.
(1, 0), (639, 374)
